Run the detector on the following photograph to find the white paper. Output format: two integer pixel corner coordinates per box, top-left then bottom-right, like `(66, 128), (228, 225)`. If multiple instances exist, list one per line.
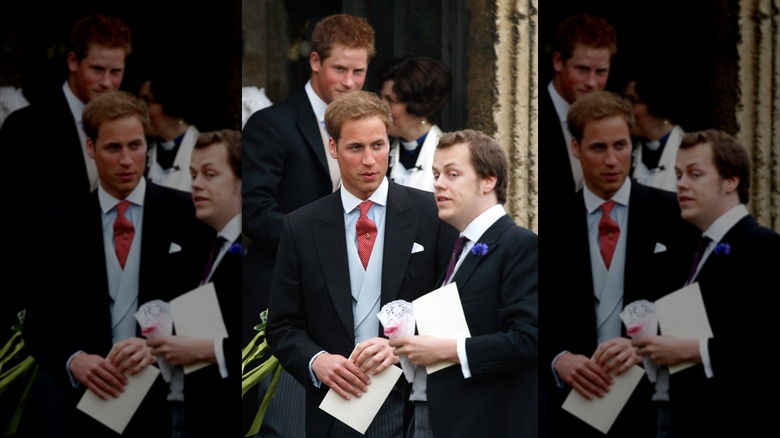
(561, 365), (646, 435)
(76, 365), (160, 434)
(170, 283), (228, 373)
(655, 283), (713, 374)
(412, 282), (471, 374)
(319, 365), (403, 434)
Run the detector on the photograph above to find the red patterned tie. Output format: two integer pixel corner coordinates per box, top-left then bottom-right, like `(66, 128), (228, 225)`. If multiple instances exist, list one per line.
(356, 200), (377, 269)
(114, 200), (135, 269)
(598, 200), (620, 269)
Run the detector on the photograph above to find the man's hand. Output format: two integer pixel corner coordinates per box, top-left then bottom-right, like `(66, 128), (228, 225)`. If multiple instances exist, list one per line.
(70, 353), (127, 400)
(107, 337), (156, 375)
(554, 352), (612, 400)
(312, 353), (371, 401)
(593, 337), (641, 375)
(633, 336), (701, 366)
(147, 335), (216, 366)
(350, 337), (399, 375)
(388, 335), (458, 366)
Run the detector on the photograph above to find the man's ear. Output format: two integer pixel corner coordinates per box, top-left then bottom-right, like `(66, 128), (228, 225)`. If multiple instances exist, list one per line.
(481, 175), (497, 195)
(723, 175), (739, 195)
(67, 51), (80, 74)
(310, 51), (322, 74)
(329, 137), (338, 159)
(552, 51), (564, 73)
(86, 137), (96, 159)
(571, 137), (582, 160)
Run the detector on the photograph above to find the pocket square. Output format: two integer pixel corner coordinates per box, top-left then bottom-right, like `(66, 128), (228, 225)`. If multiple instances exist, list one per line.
(169, 242), (182, 254)
(654, 242), (667, 254)
(411, 242), (424, 254)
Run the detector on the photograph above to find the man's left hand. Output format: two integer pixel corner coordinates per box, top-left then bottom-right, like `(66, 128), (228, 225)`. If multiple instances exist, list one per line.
(389, 335), (458, 366)
(350, 337), (399, 375)
(147, 335), (216, 366)
(107, 337), (156, 375)
(632, 335), (701, 366)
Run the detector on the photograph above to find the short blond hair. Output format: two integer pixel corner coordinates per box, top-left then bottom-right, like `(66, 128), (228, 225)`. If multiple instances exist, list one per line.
(324, 91), (392, 143)
(82, 91), (149, 142)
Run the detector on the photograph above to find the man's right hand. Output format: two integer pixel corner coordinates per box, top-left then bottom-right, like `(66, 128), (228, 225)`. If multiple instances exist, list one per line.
(69, 352), (128, 400)
(311, 352), (371, 401)
(554, 352), (612, 400)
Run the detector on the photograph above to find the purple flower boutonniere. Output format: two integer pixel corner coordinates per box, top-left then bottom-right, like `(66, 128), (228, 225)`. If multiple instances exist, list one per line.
(713, 242), (731, 256)
(228, 242), (243, 256)
(471, 242), (489, 256)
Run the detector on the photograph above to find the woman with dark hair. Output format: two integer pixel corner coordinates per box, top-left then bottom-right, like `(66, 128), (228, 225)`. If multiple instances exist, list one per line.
(378, 56), (452, 192)
(624, 72), (684, 192)
(139, 72), (200, 191)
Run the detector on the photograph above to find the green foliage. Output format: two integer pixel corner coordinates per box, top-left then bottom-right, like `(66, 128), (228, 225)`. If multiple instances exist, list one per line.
(241, 309), (283, 437)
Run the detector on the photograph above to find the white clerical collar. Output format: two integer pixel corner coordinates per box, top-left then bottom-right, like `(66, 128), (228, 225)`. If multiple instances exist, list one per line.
(62, 81), (86, 124)
(460, 203), (507, 243)
(340, 177), (389, 214)
(583, 178), (631, 214)
(305, 80), (329, 129)
(97, 178), (146, 213)
(702, 204), (749, 242)
(547, 81), (570, 125)
(218, 214), (242, 244)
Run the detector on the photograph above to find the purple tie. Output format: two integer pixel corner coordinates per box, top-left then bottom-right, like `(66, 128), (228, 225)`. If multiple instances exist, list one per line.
(444, 236), (469, 284)
(686, 236), (712, 283)
(201, 236), (226, 284)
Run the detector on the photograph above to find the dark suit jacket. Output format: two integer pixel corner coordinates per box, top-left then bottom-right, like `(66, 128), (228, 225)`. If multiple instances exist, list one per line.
(426, 215), (538, 437)
(1, 87), (91, 332)
(538, 85), (576, 220)
(184, 235), (242, 438)
(668, 214), (780, 437)
(267, 181), (457, 436)
(24, 181), (210, 437)
(242, 87), (332, 342)
(540, 182), (696, 437)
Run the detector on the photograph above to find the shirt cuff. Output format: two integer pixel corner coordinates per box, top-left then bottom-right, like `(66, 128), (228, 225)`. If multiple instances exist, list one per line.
(66, 351), (84, 388)
(308, 351), (326, 388)
(552, 351), (569, 388)
(699, 338), (713, 378)
(456, 337), (471, 378)
(214, 338), (228, 378)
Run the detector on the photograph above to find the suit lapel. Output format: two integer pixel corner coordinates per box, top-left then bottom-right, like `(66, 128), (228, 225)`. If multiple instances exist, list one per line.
(696, 215), (753, 282)
(450, 215), (513, 291)
(381, 182), (419, 304)
(311, 192), (354, 338)
(293, 90), (329, 176)
(624, 184), (657, 302)
(138, 182), (169, 303)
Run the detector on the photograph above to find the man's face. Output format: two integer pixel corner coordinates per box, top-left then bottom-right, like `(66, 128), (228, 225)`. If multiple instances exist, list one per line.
(67, 45), (126, 104)
(432, 143), (495, 232)
(310, 44), (369, 104)
(572, 116), (632, 200)
(675, 143), (738, 231)
(138, 80), (176, 139)
(329, 116), (389, 200)
(87, 116), (147, 200)
(553, 44), (611, 104)
(190, 143), (241, 231)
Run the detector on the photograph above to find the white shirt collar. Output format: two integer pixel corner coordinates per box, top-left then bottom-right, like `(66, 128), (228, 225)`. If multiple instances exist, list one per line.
(305, 80), (329, 128)
(461, 204), (507, 243)
(217, 214), (242, 243)
(702, 204), (749, 242)
(583, 178), (631, 214)
(62, 81), (86, 124)
(547, 81), (570, 125)
(97, 178), (146, 213)
(340, 177), (389, 214)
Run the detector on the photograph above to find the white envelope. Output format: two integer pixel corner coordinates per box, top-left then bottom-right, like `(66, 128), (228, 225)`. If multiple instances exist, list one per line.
(655, 283), (713, 373)
(170, 283), (228, 373)
(412, 282), (471, 374)
(76, 365), (160, 434)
